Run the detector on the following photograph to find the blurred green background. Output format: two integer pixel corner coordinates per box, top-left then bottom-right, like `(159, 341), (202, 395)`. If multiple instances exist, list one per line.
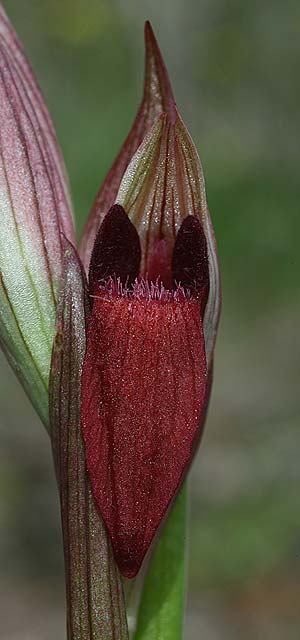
(1, 0), (299, 638)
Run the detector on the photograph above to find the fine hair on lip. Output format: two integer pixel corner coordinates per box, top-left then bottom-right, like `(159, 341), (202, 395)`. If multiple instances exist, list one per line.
(91, 276), (192, 304)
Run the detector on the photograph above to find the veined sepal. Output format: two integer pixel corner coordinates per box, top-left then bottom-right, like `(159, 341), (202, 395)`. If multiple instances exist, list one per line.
(49, 239), (128, 640)
(79, 21), (176, 272)
(116, 110), (220, 369)
(0, 6), (75, 426)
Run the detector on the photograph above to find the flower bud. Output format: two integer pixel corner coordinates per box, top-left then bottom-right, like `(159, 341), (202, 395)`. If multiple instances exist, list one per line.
(0, 6), (75, 425)
(81, 24), (221, 577)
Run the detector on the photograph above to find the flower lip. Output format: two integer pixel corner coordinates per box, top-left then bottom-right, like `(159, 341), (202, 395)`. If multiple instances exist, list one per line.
(83, 202), (211, 579)
(81, 268), (207, 578)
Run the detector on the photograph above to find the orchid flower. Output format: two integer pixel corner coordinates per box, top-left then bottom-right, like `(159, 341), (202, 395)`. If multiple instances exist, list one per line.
(0, 5), (220, 640)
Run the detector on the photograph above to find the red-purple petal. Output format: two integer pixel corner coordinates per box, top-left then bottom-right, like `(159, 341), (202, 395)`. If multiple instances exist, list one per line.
(81, 288), (207, 577)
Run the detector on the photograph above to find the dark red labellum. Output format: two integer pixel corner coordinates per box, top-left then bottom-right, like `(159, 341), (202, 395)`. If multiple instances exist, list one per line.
(82, 207), (209, 578)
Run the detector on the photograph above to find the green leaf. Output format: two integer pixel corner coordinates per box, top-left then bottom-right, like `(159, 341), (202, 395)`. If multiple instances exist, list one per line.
(134, 484), (187, 640)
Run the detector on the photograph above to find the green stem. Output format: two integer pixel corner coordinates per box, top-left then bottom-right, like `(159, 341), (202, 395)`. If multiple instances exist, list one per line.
(134, 484), (188, 640)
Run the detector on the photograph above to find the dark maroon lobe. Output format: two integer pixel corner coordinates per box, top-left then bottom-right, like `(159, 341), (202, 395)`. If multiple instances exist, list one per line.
(89, 204), (141, 291)
(172, 215), (209, 311)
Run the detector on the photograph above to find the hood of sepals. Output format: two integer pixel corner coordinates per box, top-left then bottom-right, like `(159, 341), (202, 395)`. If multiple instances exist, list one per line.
(79, 20), (177, 274)
(80, 17), (220, 368)
(115, 112), (220, 373)
(81, 203), (209, 578)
